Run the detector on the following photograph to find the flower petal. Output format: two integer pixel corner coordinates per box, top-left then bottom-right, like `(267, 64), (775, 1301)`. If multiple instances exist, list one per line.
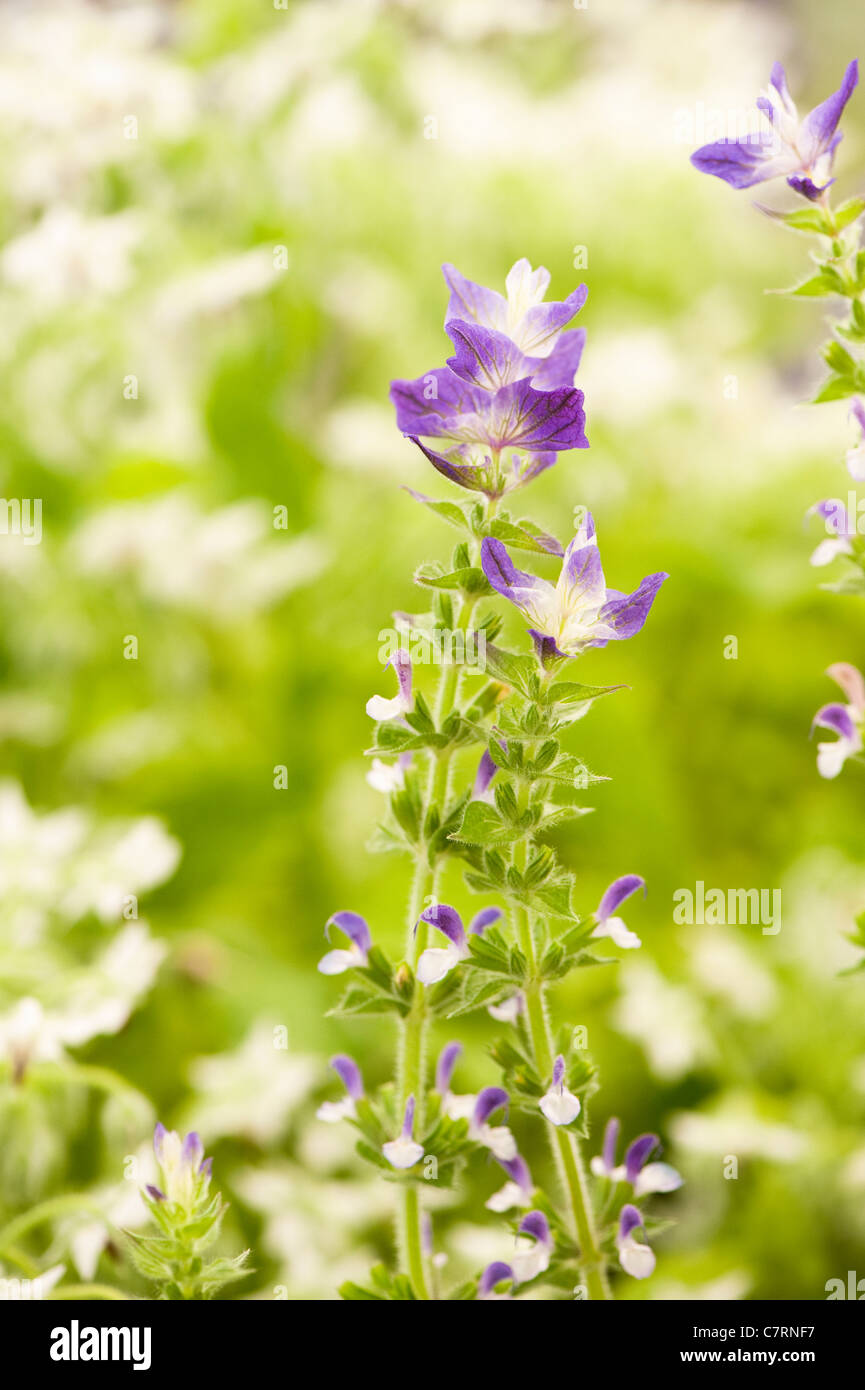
(418, 903), (466, 950)
(598, 873), (646, 923)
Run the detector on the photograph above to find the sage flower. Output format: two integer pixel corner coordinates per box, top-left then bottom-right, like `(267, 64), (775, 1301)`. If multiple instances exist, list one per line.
(481, 512), (666, 663)
(316, 1054), (364, 1123)
(808, 500), (854, 567)
(366, 650), (412, 721)
(148, 1124), (212, 1208)
(616, 1204), (655, 1279)
(442, 259), (587, 373)
(847, 400), (865, 480)
(488, 990), (524, 1023)
(486, 1153), (533, 1212)
(591, 874), (646, 950)
(416, 903), (501, 985)
(591, 1119), (682, 1197)
(383, 1095), (424, 1169)
(317, 910), (371, 975)
(539, 1054), (581, 1126)
(478, 1261), (516, 1300)
(691, 60), (859, 200)
(512, 1210), (553, 1282)
(812, 662), (865, 778)
(366, 753), (411, 793)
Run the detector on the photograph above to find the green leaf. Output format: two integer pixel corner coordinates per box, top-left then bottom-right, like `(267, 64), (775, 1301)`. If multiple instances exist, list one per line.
(834, 197), (865, 231)
(414, 564), (491, 595)
(404, 489), (470, 531)
(482, 644), (538, 698)
(449, 800), (523, 848)
(488, 517), (563, 555)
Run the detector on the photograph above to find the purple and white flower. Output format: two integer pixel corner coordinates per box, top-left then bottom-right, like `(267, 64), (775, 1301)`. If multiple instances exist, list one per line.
(511, 1209), (553, 1282)
(592, 874), (646, 950)
(383, 1095), (424, 1169)
(486, 1153), (534, 1212)
(488, 990), (524, 1024)
(812, 661), (865, 778)
(478, 1261), (516, 1300)
(147, 1124), (212, 1208)
(317, 910), (371, 975)
(443, 259), (587, 373)
(472, 748), (499, 801)
(366, 752), (412, 793)
(847, 400), (865, 480)
(434, 1046), (516, 1161)
(366, 650), (412, 721)
(591, 1118), (683, 1197)
(416, 903), (501, 985)
(616, 1204), (655, 1279)
(481, 512), (666, 663)
(539, 1054), (581, 1126)
(808, 500), (855, 567)
(691, 61), (859, 201)
(316, 1054), (364, 1123)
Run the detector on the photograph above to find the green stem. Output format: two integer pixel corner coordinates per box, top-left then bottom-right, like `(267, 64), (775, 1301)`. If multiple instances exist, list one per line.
(0, 1193), (106, 1250)
(47, 1283), (130, 1301)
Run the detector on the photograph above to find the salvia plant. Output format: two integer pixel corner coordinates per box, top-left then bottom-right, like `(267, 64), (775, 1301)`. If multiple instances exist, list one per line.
(128, 1125), (250, 1301)
(691, 57), (865, 969)
(317, 260), (676, 1300)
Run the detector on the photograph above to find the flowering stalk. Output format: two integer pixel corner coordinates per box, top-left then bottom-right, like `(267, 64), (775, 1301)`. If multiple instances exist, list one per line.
(320, 261), (673, 1300)
(691, 58), (865, 967)
(127, 1125), (250, 1300)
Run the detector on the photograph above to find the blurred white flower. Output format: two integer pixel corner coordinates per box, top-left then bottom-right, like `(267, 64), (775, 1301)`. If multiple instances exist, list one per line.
(1, 208), (141, 304)
(152, 248), (283, 328)
(70, 494), (326, 619)
(671, 1096), (808, 1163)
(65, 1177), (147, 1281)
(186, 1022), (318, 1145)
(689, 932), (776, 1018)
(0, 1263), (65, 1300)
(613, 960), (713, 1079)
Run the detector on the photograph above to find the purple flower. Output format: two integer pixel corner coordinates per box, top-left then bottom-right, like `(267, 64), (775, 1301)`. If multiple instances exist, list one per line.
(808, 500), (855, 567)
(442, 260), (587, 363)
(470, 1086), (517, 1161)
(366, 650), (412, 721)
(149, 1123), (212, 1209)
(512, 1209), (553, 1283)
(486, 1153), (534, 1212)
(434, 1041), (463, 1096)
(847, 400), (865, 480)
(812, 662), (865, 778)
(366, 751), (412, 794)
(591, 1118), (682, 1197)
(481, 512), (666, 662)
(416, 903), (501, 984)
(383, 1095), (424, 1170)
(316, 1054), (364, 1124)
(539, 1054), (581, 1126)
(317, 910), (372, 975)
(487, 990), (524, 1024)
(478, 1261), (516, 1300)
(616, 1204), (655, 1279)
(591, 873), (646, 950)
(472, 748), (499, 800)
(691, 61), (858, 200)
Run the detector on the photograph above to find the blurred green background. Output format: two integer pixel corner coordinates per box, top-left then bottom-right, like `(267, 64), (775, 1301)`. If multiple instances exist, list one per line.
(1, 0), (865, 1299)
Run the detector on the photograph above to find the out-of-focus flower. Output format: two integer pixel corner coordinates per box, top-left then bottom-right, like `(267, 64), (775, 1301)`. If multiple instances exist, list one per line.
(511, 1210), (553, 1282)
(366, 651), (413, 721)
(481, 513), (666, 663)
(478, 1260), (516, 1299)
(382, 1095), (424, 1169)
(317, 911), (372, 975)
(147, 1125), (212, 1209)
(487, 991), (524, 1024)
(591, 873), (646, 949)
(539, 1054), (581, 1126)
(0, 1263), (65, 1300)
(846, 400), (865, 480)
(691, 60), (859, 200)
(366, 753), (411, 793)
(317, 1055), (364, 1123)
(613, 961), (712, 1080)
(187, 1022), (317, 1145)
(808, 500), (855, 567)
(811, 662), (865, 778)
(1, 207), (141, 304)
(416, 903), (501, 984)
(486, 1153), (533, 1212)
(471, 748), (499, 800)
(616, 1204), (655, 1279)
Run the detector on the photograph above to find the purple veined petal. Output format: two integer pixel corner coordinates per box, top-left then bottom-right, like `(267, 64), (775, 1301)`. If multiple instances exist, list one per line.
(445, 319), (538, 392)
(484, 380), (587, 452)
(531, 329), (586, 390)
(827, 662), (865, 715)
(441, 262), (508, 333)
(769, 63), (795, 116)
(598, 874), (646, 923)
(602, 1116), (620, 1173)
(481, 537), (552, 613)
(402, 1094), (416, 1138)
(518, 1210), (552, 1248)
(799, 59), (859, 163)
(389, 367), (486, 439)
(479, 1261), (516, 1298)
(624, 1132), (659, 1184)
(518, 285), (588, 356)
(472, 748), (499, 799)
(181, 1131), (203, 1170)
(599, 572), (668, 640)
(551, 1054), (566, 1088)
(811, 702), (857, 740)
(618, 1203), (644, 1242)
(435, 1042), (463, 1095)
(389, 649), (412, 704)
(409, 438), (493, 494)
(560, 538), (606, 605)
(529, 629), (567, 667)
(199, 1157), (213, 1180)
(469, 906), (503, 935)
(331, 1053), (364, 1101)
(787, 174), (834, 201)
(418, 903), (466, 949)
(690, 132), (777, 188)
(503, 449), (558, 490)
(145, 1184), (166, 1202)
(473, 1086), (509, 1127)
(497, 1152), (532, 1192)
(326, 910), (372, 956)
(153, 1122), (168, 1162)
